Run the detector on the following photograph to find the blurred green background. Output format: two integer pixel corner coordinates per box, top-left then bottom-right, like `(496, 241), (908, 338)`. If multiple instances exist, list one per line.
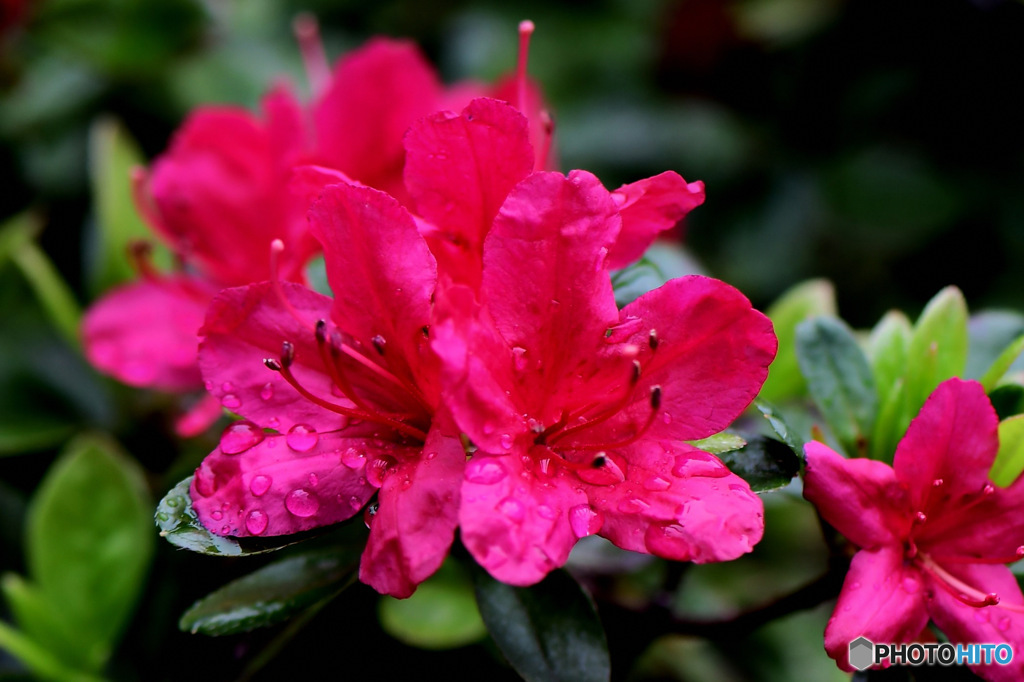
(1, 0), (1022, 680)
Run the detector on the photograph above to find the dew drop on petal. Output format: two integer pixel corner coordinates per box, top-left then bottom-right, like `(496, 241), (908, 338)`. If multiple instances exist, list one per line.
(341, 447), (366, 469)
(366, 455), (396, 488)
(348, 495), (363, 511)
(512, 347), (528, 371)
(245, 509), (268, 535)
(901, 576), (920, 593)
(662, 412), (672, 425)
(308, 473), (318, 487)
(425, 451), (437, 460)
(267, 417), (280, 429)
(465, 459), (508, 485)
(537, 504), (557, 520)
(569, 505), (603, 538)
(219, 420), (265, 455)
(194, 467), (218, 497)
(286, 424), (318, 452)
(672, 451), (730, 479)
(221, 394), (242, 410)
(643, 475), (671, 492)
(249, 475), (272, 497)
(617, 498), (650, 514)
(221, 382), (234, 392)
(576, 456), (626, 486)
(975, 609), (991, 623)
(998, 617), (1012, 632)
(498, 497), (526, 522)
(285, 488), (320, 517)
(211, 510), (223, 521)
(260, 383), (274, 401)
(499, 434), (514, 450)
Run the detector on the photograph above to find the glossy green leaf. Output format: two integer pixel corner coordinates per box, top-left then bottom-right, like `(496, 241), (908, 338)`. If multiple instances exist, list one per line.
(685, 432), (746, 456)
(980, 334), (1024, 393)
(24, 435), (153, 671)
(718, 437), (800, 492)
(379, 559), (486, 650)
(867, 310), (911, 403)
(473, 567), (610, 682)
(990, 415), (1024, 487)
(869, 379), (906, 462)
(990, 384), (1024, 421)
(156, 476), (306, 557)
(904, 287), (968, 416)
(179, 549), (358, 636)
(795, 317), (877, 457)
(86, 117), (171, 296)
(755, 400), (805, 457)
(758, 278), (836, 402)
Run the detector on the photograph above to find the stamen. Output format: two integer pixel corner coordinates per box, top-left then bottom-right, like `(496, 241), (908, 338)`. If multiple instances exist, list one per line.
(280, 341), (295, 368)
(128, 240), (160, 282)
(539, 361), (640, 444)
(293, 13), (331, 99)
(917, 553), (1001, 608)
(552, 385), (662, 451)
(371, 335), (386, 355)
(315, 320), (375, 414)
(269, 239), (316, 333)
(537, 110), (554, 171)
(631, 360), (641, 384)
(516, 20), (535, 114)
(929, 546), (1024, 565)
(327, 329), (432, 414)
(648, 329), (659, 350)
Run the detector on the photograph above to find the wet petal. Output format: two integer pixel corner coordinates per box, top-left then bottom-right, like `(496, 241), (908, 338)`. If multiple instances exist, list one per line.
(918, 474), (1024, 560)
(360, 424), (465, 598)
(606, 171), (705, 270)
(823, 546), (929, 671)
(803, 441), (911, 549)
(82, 276), (212, 391)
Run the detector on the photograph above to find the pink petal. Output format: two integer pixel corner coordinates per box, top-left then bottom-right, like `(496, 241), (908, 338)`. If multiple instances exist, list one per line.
(918, 474), (1024, 560)
(803, 441), (911, 549)
(479, 170), (622, 425)
(605, 172), (705, 270)
(82, 277), (212, 391)
(600, 275), (776, 442)
(592, 442), (763, 563)
(174, 394), (224, 438)
(460, 445), (587, 586)
(894, 378), (999, 514)
(404, 98), (534, 289)
(927, 563), (1024, 681)
(309, 182), (439, 397)
(313, 38), (442, 198)
(198, 281), (341, 433)
(360, 423), (465, 598)
(823, 546), (929, 671)
(190, 430), (382, 537)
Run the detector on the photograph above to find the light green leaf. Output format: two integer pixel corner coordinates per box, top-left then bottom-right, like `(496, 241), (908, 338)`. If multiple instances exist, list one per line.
(758, 278), (836, 402)
(905, 287), (968, 416)
(474, 568), (610, 682)
(179, 549), (358, 636)
(867, 310), (911, 403)
(795, 317), (877, 457)
(990, 415), (1024, 487)
(0, 620), (106, 682)
(9, 239), (81, 349)
(870, 379), (906, 462)
(379, 559), (486, 650)
(685, 432), (746, 456)
(980, 334), (1024, 393)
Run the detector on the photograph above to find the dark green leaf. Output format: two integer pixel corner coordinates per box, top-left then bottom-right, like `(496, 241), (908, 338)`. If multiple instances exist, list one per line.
(718, 437), (801, 492)
(755, 400), (805, 456)
(611, 243), (704, 307)
(179, 549), (358, 636)
(379, 559), (486, 650)
(473, 568), (610, 682)
(795, 317), (877, 456)
(967, 310), (1024, 380)
(990, 384), (1024, 421)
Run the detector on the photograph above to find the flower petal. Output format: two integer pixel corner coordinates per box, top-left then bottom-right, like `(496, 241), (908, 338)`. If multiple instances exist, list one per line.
(823, 546), (929, 671)
(190, 430), (381, 537)
(405, 98), (534, 290)
(313, 38), (442, 198)
(592, 442), (763, 563)
(198, 281), (341, 432)
(893, 378), (999, 513)
(927, 563), (1024, 681)
(82, 276), (211, 391)
(360, 423), (465, 598)
(606, 172), (705, 270)
(460, 446), (587, 586)
(803, 441), (911, 549)
(918, 474), (1024, 560)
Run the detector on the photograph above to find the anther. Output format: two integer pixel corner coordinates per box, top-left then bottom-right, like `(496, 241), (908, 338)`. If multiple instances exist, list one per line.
(516, 20), (535, 113)
(281, 341), (295, 368)
(650, 385), (662, 410)
(315, 319), (328, 344)
(631, 360), (642, 384)
(372, 335), (386, 355)
(264, 358), (282, 371)
(421, 325), (430, 338)
(648, 329), (659, 350)
(592, 454), (607, 468)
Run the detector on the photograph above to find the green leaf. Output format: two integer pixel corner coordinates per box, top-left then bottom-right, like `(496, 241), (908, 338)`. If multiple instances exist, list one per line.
(867, 310), (911, 403)
(990, 416), (1024, 487)
(758, 278), (836, 402)
(795, 317), (878, 456)
(611, 242), (705, 307)
(0, 416), (78, 456)
(966, 310), (1024, 380)
(904, 287), (968, 416)
(0, 620), (105, 682)
(755, 400), (805, 456)
(379, 559), (486, 650)
(473, 568), (610, 682)
(990, 384), (1024, 421)
(156, 476), (304, 557)
(24, 435), (153, 671)
(685, 432), (746, 455)
(718, 436), (801, 492)
(870, 379), (906, 462)
(979, 334), (1024, 393)
(9, 239), (82, 349)
(86, 118), (171, 297)
(179, 549), (358, 636)
(0, 213), (41, 268)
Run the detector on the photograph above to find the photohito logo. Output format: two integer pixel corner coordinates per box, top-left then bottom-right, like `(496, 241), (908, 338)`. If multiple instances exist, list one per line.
(848, 637), (1014, 670)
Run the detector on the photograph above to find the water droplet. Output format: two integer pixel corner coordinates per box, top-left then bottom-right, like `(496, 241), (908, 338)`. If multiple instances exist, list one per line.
(672, 451), (730, 479)
(285, 489), (320, 517)
(220, 524), (231, 534)
(348, 495), (363, 511)
(211, 510), (223, 521)
(165, 497), (179, 508)
(221, 382), (234, 392)
(366, 455), (396, 488)
(219, 420), (265, 455)
(249, 475), (272, 496)
(498, 497), (526, 522)
(260, 383), (274, 401)
(341, 447), (366, 469)
(194, 468), (217, 497)
(662, 412), (672, 425)
(204, 380), (214, 392)
(643, 475), (671, 491)
(974, 609), (991, 623)
(308, 473), (319, 487)
(221, 394), (242, 410)
(932, 478), (944, 487)
(998, 617), (1012, 632)
(499, 434), (514, 450)
(617, 498), (649, 514)
(483, 422), (496, 435)
(245, 510), (268, 535)
(156, 512), (169, 522)
(569, 505), (603, 538)
(425, 451), (437, 460)
(286, 424), (318, 452)
(512, 347), (528, 371)
(901, 576), (920, 593)
(850, 582), (861, 590)
(537, 504), (557, 520)
(465, 459), (508, 485)
(267, 417), (280, 429)
(915, 511), (927, 523)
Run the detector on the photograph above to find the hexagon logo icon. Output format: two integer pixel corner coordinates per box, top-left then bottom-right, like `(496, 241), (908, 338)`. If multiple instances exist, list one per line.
(849, 636), (875, 671)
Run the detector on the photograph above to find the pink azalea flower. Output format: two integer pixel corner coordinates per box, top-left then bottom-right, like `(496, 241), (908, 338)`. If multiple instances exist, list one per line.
(192, 181), (464, 598)
(803, 378), (1024, 681)
(430, 168), (776, 585)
